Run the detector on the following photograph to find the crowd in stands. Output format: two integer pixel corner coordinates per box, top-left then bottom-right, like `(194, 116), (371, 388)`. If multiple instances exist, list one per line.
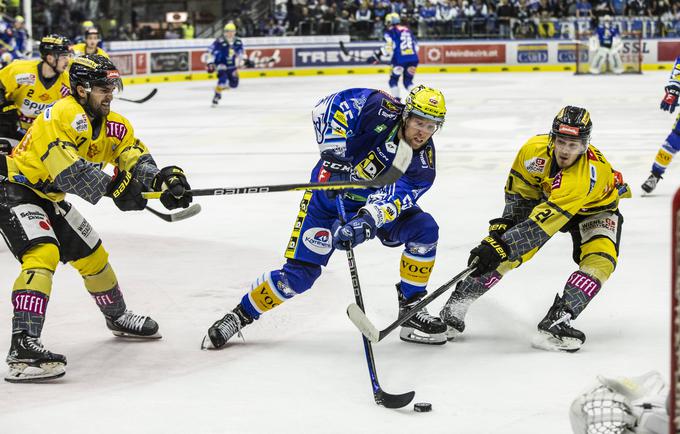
(238, 0), (680, 39)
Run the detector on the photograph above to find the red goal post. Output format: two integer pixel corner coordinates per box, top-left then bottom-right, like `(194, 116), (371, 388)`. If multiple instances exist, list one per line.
(574, 30), (643, 75)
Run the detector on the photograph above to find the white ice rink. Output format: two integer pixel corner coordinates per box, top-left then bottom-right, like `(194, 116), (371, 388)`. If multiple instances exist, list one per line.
(0, 70), (675, 434)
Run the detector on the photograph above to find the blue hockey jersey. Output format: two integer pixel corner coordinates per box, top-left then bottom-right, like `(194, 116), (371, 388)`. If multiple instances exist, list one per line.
(596, 25), (620, 49)
(311, 88), (434, 227)
(381, 25), (419, 66)
(208, 36), (244, 68)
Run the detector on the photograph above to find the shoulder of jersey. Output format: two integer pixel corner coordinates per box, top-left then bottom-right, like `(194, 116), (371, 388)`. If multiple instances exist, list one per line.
(6, 58), (39, 72)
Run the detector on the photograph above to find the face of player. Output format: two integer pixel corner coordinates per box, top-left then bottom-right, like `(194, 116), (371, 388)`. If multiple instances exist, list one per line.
(86, 34), (99, 49)
(401, 115), (439, 150)
(553, 135), (586, 168)
(49, 52), (71, 74)
(224, 30), (235, 41)
(86, 84), (115, 117)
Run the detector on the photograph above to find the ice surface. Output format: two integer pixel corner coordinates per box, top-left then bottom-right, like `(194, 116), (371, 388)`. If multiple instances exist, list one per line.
(0, 71), (672, 434)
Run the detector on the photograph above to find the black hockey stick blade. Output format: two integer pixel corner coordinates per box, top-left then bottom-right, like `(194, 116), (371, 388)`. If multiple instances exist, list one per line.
(347, 265), (476, 342)
(145, 203), (201, 222)
(376, 389), (416, 409)
(143, 138), (412, 200)
(339, 41), (369, 62)
(117, 88), (158, 104)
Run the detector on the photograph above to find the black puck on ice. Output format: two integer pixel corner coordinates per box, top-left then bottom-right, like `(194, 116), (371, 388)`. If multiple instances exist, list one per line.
(414, 402), (432, 412)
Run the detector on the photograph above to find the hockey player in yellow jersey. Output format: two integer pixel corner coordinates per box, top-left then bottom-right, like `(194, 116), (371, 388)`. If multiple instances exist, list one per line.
(71, 27), (109, 58)
(440, 106), (629, 352)
(0, 54), (193, 383)
(0, 34), (71, 142)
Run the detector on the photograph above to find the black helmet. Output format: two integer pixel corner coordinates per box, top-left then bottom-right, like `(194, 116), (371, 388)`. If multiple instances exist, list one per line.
(550, 105), (592, 146)
(69, 54), (123, 95)
(38, 34), (71, 59)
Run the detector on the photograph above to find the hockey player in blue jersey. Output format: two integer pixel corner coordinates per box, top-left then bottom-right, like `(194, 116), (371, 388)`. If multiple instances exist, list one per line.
(206, 22), (248, 107)
(641, 57), (680, 194)
(589, 16), (623, 75)
(368, 13), (419, 100)
(203, 85), (449, 349)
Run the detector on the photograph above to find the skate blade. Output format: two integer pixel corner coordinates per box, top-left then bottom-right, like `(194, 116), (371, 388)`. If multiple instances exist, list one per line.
(399, 327), (447, 345)
(201, 335), (216, 350)
(444, 325), (463, 341)
(5, 362), (66, 383)
(111, 330), (162, 340)
(531, 331), (582, 353)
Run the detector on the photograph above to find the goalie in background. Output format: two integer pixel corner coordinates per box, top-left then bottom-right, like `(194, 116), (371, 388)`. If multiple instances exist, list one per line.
(570, 371), (669, 434)
(589, 16), (624, 75)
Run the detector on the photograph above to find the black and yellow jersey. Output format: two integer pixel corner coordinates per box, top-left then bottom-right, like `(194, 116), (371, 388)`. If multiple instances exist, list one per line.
(71, 43), (109, 58)
(0, 59), (71, 131)
(6, 95), (156, 203)
(505, 134), (619, 238)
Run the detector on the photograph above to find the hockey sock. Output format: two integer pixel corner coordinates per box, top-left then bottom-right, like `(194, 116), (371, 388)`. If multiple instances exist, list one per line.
(561, 271), (601, 319)
(82, 264), (126, 318)
(399, 251), (435, 300)
(12, 269), (53, 337)
(240, 261), (320, 320)
(652, 131), (680, 175)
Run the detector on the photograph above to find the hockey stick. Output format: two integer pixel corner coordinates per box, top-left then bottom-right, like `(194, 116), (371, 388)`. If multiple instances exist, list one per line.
(142, 140), (413, 200)
(339, 41), (374, 62)
(145, 203), (202, 222)
(336, 196), (415, 409)
(347, 263), (477, 343)
(116, 88), (158, 104)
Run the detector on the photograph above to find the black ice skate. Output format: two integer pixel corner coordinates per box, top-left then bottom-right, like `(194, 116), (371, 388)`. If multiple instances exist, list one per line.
(5, 331), (67, 383)
(440, 287), (478, 341)
(106, 310), (161, 339)
(531, 294), (585, 353)
(211, 93), (221, 107)
(397, 284), (447, 345)
(202, 304), (254, 350)
(641, 172), (662, 194)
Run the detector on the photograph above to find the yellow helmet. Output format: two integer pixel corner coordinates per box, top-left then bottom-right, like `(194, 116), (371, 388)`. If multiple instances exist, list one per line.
(14, 15), (24, 23)
(403, 85), (446, 125)
(224, 22), (236, 32)
(82, 20), (95, 29)
(385, 12), (400, 26)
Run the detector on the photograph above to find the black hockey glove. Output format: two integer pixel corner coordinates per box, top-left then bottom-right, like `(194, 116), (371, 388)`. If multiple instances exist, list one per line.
(151, 165), (192, 210)
(0, 138), (13, 155)
(366, 50), (381, 65)
(661, 85), (680, 113)
(106, 170), (147, 211)
(0, 101), (19, 139)
(332, 210), (377, 250)
(468, 234), (510, 277)
(487, 217), (514, 238)
(318, 150), (352, 199)
(206, 63), (216, 73)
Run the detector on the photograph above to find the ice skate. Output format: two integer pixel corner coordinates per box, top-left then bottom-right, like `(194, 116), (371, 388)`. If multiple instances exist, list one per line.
(5, 331), (66, 383)
(211, 93), (221, 107)
(531, 294), (585, 352)
(397, 284), (447, 345)
(641, 172), (662, 195)
(202, 304), (253, 350)
(106, 310), (161, 339)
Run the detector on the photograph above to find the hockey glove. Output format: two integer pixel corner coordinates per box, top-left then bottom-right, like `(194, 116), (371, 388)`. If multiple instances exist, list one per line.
(660, 85), (680, 113)
(488, 217), (514, 238)
(0, 138), (13, 155)
(468, 234), (510, 277)
(318, 150), (352, 199)
(106, 170), (147, 211)
(366, 50), (381, 65)
(206, 63), (216, 74)
(332, 210), (377, 250)
(151, 165), (192, 210)
(0, 102), (19, 138)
